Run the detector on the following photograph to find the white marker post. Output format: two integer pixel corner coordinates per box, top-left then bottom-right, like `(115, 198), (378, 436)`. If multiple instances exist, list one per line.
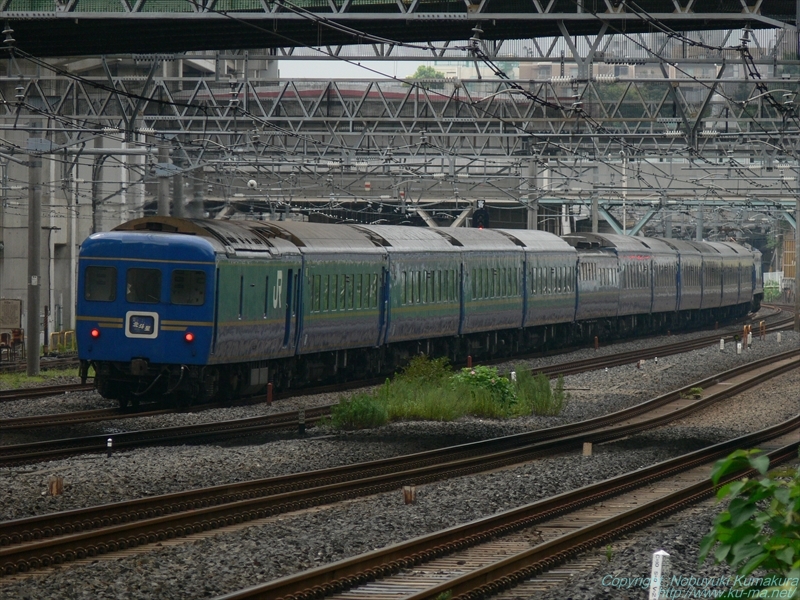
(719, 338), (725, 351)
(777, 332), (782, 344)
(649, 550), (670, 599)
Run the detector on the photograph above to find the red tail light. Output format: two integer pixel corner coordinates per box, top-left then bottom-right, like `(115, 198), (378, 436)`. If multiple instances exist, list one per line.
(90, 328), (101, 339)
(184, 332), (195, 343)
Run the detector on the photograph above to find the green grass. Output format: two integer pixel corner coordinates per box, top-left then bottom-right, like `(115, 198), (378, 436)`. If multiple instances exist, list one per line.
(0, 367), (83, 390)
(327, 356), (569, 430)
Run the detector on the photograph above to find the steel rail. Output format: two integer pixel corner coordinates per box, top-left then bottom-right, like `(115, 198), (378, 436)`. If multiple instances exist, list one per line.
(214, 419), (800, 600)
(0, 350), (798, 577)
(0, 383), (94, 403)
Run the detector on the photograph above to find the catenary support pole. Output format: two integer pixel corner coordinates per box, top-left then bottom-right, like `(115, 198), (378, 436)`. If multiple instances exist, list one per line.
(172, 166), (185, 218)
(157, 143), (170, 216)
(795, 193), (800, 332)
(27, 124), (42, 376)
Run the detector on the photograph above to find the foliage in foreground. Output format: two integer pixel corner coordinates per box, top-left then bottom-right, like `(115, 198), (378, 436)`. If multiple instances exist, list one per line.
(699, 449), (800, 599)
(327, 356), (569, 429)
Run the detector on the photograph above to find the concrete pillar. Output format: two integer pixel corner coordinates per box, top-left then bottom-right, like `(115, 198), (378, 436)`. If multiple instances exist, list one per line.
(525, 159), (538, 230)
(527, 201), (539, 230)
(172, 166), (185, 218)
(27, 124), (42, 375)
(157, 143), (170, 216)
(696, 202), (703, 241)
(188, 170), (205, 218)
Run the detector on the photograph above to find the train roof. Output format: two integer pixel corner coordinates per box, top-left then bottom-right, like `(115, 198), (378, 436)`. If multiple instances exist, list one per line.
(496, 229), (577, 253)
(653, 238), (703, 256)
(81, 230), (219, 262)
(351, 224), (459, 251)
(427, 227), (527, 251)
(708, 241), (751, 256)
(562, 233), (673, 254)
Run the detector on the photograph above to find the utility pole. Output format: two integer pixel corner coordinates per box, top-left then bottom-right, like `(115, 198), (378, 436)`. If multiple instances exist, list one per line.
(795, 165), (800, 332)
(26, 124), (42, 376)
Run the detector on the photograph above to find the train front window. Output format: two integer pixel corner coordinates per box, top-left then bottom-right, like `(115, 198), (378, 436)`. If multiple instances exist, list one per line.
(85, 266), (117, 302)
(126, 268), (162, 303)
(171, 270), (207, 306)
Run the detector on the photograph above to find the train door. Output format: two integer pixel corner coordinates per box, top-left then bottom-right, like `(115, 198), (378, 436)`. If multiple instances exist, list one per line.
(282, 269), (294, 347)
(458, 261), (465, 336)
(211, 267), (220, 354)
(377, 266), (388, 346)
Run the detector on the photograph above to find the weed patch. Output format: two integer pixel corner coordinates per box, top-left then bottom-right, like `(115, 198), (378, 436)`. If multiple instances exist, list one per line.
(326, 356), (569, 430)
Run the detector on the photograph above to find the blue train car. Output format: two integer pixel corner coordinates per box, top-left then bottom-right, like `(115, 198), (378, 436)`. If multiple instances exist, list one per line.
(77, 217), (760, 406)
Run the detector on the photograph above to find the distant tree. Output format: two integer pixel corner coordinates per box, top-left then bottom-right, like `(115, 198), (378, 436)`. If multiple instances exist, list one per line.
(405, 65), (447, 90)
(408, 65), (446, 79)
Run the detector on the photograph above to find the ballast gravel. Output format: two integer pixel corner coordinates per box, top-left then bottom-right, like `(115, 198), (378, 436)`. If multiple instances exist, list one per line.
(0, 319), (797, 599)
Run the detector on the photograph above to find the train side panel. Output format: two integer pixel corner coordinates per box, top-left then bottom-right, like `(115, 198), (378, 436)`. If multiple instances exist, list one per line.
(574, 250), (619, 321)
(656, 239), (702, 312)
(384, 251), (461, 343)
(430, 228), (525, 335)
(460, 251), (524, 334)
(651, 251), (679, 313)
(351, 224), (462, 345)
(706, 242), (742, 307)
(210, 254), (303, 363)
(496, 230), (578, 328)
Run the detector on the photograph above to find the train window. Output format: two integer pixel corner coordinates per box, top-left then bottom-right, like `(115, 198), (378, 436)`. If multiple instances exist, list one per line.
(265, 276), (271, 317)
(346, 275), (354, 310)
(370, 274), (378, 308)
(447, 270), (453, 301)
(356, 274), (363, 309)
(171, 270), (207, 306)
(85, 266), (117, 302)
(435, 271), (441, 303)
(339, 275), (346, 310)
(126, 268), (161, 303)
(312, 275), (320, 313)
(322, 275), (329, 312)
(238, 275), (244, 319)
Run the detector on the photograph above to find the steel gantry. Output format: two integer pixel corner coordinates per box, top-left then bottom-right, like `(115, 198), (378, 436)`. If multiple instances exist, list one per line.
(0, 0), (790, 57)
(3, 18), (800, 346)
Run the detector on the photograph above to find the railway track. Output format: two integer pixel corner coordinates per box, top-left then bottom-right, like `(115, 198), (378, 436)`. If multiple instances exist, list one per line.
(0, 383), (94, 403)
(1, 349), (798, 578)
(217, 419), (800, 600)
(0, 356), (79, 374)
(2, 307), (793, 433)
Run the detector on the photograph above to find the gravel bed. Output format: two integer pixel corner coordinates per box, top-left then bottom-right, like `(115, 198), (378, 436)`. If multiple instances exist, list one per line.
(528, 499), (743, 600)
(0, 319), (796, 599)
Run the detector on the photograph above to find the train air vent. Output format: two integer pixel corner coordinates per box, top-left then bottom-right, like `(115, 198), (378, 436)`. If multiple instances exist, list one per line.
(134, 222), (179, 233)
